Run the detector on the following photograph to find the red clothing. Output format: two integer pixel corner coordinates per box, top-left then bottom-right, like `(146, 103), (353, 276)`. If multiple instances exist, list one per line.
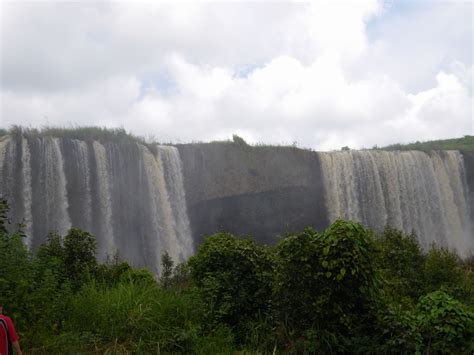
(0, 314), (18, 355)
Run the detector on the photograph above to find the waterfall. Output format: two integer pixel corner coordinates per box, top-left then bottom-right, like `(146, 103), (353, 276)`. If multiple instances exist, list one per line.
(0, 136), (10, 187)
(0, 137), (11, 205)
(2, 138), (17, 212)
(69, 139), (93, 233)
(92, 141), (115, 259)
(21, 138), (33, 245)
(138, 144), (176, 272)
(0, 135), (193, 270)
(319, 150), (473, 255)
(158, 145), (193, 260)
(41, 137), (71, 236)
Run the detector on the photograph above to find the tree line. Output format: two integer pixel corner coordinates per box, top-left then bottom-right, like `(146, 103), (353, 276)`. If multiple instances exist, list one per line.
(0, 198), (473, 353)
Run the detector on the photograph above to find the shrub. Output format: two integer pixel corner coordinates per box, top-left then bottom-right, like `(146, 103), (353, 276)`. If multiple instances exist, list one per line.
(422, 246), (471, 302)
(274, 220), (379, 351)
(273, 227), (323, 332)
(188, 233), (274, 335)
(417, 290), (474, 353)
(63, 228), (98, 290)
(376, 227), (425, 302)
(375, 303), (421, 352)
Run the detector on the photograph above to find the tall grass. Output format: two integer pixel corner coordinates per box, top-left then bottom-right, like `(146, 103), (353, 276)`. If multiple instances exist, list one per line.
(34, 279), (235, 354)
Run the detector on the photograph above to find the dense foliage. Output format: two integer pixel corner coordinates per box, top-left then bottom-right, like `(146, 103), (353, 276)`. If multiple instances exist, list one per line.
(273, 222), (381, 351)
(188, 233), (274, 336)
(1, 198), (473, 353)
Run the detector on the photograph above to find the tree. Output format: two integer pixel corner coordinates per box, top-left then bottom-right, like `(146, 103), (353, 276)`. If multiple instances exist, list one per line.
(422, 246), (469, 301)
(232, 134), (249, 146)
(274, 220), (379, 351)
(63, 228), (97, 290)
(160, 251), (174, 289)
(95, 253), (133, 286)
(375, 227), (425, 302)
(273, 227), (322, 332)
(0, 198), (9, 235)
(188, 233), (274, 335)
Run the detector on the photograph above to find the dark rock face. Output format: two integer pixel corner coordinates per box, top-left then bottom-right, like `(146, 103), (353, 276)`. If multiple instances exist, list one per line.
(177, 142), (328, 246)
(189, 186), (327, 246)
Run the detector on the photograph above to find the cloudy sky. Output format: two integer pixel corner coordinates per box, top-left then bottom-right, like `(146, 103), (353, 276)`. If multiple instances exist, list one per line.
(0, 0), (472, 150)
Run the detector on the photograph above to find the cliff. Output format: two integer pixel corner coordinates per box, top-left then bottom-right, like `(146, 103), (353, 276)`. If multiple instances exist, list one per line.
(177, 142), (328, 245)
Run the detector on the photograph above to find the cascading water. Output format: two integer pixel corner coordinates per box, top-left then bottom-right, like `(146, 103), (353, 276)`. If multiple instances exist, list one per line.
(158, 145), (194, 261)
(138, 144), (177, 271)
(0, 136), (10, 186)
(21, 137), (33, 245)
(92, 141), (115, 260)
(319, 150), (473, 255)
(0, 133), (194, 273)
(41, 136), (71, 237)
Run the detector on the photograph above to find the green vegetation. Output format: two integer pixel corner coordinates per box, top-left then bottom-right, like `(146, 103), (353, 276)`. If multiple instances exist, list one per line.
(380, 135), (474, 151)
(188, 233), (274, 345)
(1, 198), (473, 353)
(273, 222), (379, 351)
(5, 125), (159, 149)
(4, 125), (472, 153)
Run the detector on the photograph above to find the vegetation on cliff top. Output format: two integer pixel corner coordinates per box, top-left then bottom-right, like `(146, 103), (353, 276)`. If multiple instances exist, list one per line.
(1, 126), (472, 151)
(0, 126), (163, 150)
(378, 135), (474, 151)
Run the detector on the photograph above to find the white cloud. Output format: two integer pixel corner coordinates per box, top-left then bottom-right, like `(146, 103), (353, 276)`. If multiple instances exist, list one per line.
(0, 1), (472, 150)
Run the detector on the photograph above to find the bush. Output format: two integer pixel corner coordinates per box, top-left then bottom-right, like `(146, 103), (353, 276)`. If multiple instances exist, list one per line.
(423, 246), (472, 302)
(375, 303), (421, 352)
(417, 290), (474, 353)
(63, 228), (98, 290)
(273, 227), (323, 332)
(274, 220), (379, 351)
(376, 227), (425, 303)
(188, 233), (274, 336)
(95, 257), (133, 286)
